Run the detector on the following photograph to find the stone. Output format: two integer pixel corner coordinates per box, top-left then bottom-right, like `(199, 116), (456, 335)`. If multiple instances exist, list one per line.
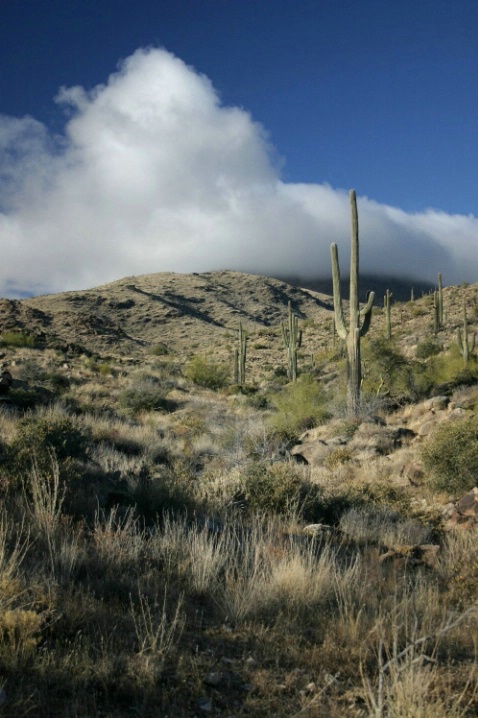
(198, 697), (213, 712)
(204, 672), (222, 687)
(379, 544), (440, 568)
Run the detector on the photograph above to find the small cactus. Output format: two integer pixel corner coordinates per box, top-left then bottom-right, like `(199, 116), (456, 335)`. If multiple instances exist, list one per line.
(457, 302), (475, 364)
(233, 322), (247, 385)
(282, 301), (302, 382)
(433, 290), (440, 334)
(384, 289), (393, 339)
(437, 273), (444, 328)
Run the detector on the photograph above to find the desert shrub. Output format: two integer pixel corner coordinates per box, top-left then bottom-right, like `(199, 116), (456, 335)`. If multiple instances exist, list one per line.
(8, 387), (46, 410)
(43, 371), (71, 391)
(148, 343), (169, 356)
(245, 392), (270, 410)
(119, 378), (174, 414)
(421, 412), (478, 494)
(362, 338), (414, 400)
(424, 347), (478, 390)
(8, 410), (92, 483)
(268, 375), (330, 440)
(325, 446), (353, 469)
(98, 363), (115, 376)
(241, 461), (323, 519)
(185, 356), (229, 390)
(0, 331), (35, 348)
(415, 338), (442, 359)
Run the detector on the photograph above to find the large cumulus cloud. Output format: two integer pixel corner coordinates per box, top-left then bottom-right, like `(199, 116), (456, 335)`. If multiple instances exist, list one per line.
(0, 47), (476, 297)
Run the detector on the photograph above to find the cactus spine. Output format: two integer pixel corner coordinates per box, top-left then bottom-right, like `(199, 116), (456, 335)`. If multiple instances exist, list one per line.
(457, 302), (475, 364)
(331, 190), (375, 417)
(384, 289), (392, 339)
(233, 322), (247, 385)
(282, 301), (302, 382)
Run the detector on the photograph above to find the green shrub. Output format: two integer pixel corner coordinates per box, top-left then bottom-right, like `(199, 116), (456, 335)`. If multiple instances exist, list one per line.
(241, 461), (323, 519)
(7, 410), (92, 487)
(185, 356), (229, 390)
(421, 412), (478, 494)
(362, 338), (410, 392)
(44, 371), (71, 391)
(13, 412), (91, 462)
(148, 343), (169, 357)
(8, 387), (45, 410)
(416, 338), (442, 359)
(119, 378), (174, 414)
(0, 331), (35, 347)
(268, 375), (330, 440)
(424, 347), (478, 389)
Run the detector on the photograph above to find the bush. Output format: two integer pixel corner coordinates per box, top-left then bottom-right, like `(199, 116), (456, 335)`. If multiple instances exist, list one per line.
(13, 412), (91, 463)
(0, 331), (35, 348)
(241, 461), (323, 519)
(362, 338), (414, 400)
(7, 410), (92, 489)
(119, 378), (174, 414)
(148, 343), (169, 356)
(421, 412), (478, 494)
(185, 356), (229, 390)
(416, 338), (442, 359)
(424, 347), (478, 390)
(268, 375), (330, 440)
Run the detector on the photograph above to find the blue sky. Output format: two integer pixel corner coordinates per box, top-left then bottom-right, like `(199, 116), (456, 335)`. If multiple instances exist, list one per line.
(0, 0), (477, 296)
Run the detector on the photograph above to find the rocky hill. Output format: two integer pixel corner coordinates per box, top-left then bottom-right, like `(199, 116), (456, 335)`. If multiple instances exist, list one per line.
(0, 271), (333, 357)
(0, 270), (476, 366)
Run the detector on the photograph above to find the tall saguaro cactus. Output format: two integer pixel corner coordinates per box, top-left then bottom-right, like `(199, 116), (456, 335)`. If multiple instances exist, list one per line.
(282, 301), (302, 382)
(384, 289), (393, 340)
(457, 301), (475, 364)
(331, 190), (375, 417)
(233, 322), (247, 386)
(437, 272), (444, 328)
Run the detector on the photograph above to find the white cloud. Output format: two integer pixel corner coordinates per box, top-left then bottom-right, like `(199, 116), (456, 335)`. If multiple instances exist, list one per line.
(0, 47), (477, 297)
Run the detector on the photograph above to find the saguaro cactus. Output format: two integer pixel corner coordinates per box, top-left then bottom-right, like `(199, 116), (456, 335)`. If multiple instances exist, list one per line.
(331, 190), (375, 417)
(433, 291), (440, 334)
(437, 272), (444, 327)
(282, 301), (302, 382)
(384, 289), (393, 339)
(233, 322), (247, 385)
(457, 302), (475, 364)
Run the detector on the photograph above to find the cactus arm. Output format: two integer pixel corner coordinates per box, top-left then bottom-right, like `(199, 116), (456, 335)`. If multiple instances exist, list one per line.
(359, 292), (375, 337)
(360, 291), (375, 318)
(330, 243), (347, 340)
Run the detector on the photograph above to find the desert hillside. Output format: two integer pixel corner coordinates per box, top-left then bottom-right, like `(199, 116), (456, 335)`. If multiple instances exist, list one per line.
(0, 271), (477, 717)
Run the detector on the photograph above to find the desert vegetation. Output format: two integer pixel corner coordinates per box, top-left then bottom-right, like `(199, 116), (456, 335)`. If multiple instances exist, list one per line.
(0, 267), (477, 717)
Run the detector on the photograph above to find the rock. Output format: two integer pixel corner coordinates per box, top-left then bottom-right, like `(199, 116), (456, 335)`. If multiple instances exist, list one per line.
(401, 460), (425, 486)
(198, 697), (213, 712)
(303, 524), (333, 536)
(241, 683), (253, 692)
(290, 439), (332, 466)
(204, 672), (222, 687)
(447, 487), (478, 527)
(379, 544), (440, 568)
(423, 396), (449, 412)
